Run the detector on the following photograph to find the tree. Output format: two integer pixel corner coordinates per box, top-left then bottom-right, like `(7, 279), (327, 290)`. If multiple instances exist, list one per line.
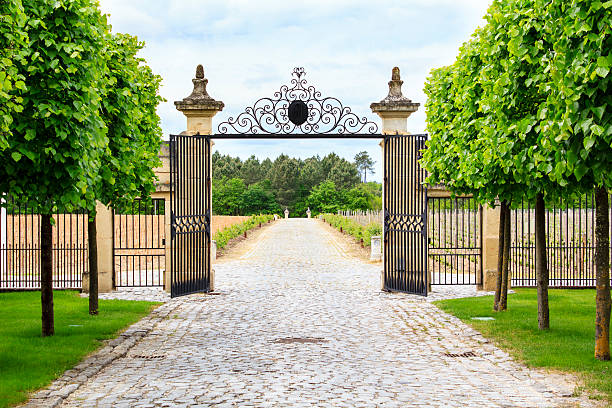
(241, 155), (262, 187)
(423, 0), (565, 322)
(269, 154), (300, 208)
(299, 156), (325, 192)
(307, 181), (345, 214)
(241, 182), (281, 215)
(328, 159), (360, 190)
(354, 151), (375, 183)
(260, 157), (273, 179)
(321, 153), (340, 178)
(0, 0), (27, 149)
(540, 0), (611, 359)
(213, 153), (242, 179)
(0, 0), (110, 336)
(213, 178), (246, 215)
(345, 187), (372, 211)
(89, 32), (162, 315)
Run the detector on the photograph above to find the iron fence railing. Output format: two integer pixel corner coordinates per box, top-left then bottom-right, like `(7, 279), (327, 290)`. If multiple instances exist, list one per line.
(0, 199), (87, 290)
(510, 195), (612, 288)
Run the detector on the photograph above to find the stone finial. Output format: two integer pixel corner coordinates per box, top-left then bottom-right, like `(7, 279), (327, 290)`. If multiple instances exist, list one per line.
(174, 64), (224, 112)
(370, 66), (420, 113)
(387, 67), (404, 101)
(195, 64), (204, 79)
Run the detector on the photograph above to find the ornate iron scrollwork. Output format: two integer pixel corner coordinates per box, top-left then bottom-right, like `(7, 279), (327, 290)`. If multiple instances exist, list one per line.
(217, 67), (379, 135)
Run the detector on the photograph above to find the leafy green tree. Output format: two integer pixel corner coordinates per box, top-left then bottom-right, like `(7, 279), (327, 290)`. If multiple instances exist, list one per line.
(307, 180), (345, 215)
(0, 0), (110, 336)
(345, 187), (371, 211)
(423, 0), (566, 322)
(540, 0), (611, 360)
(0, 0), (27, 149)
(88, 32), (163, 315)
(354, 151), (375, 183)
(213, 178), (246, 215)
(241, 183), (281, 215)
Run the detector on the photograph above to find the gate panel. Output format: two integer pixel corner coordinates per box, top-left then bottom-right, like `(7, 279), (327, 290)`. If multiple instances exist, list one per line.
(383, 134), (428, 295)
(428, 197), (482, 285)
(170, 134), (211, 297)
(113, 198), (165, 287)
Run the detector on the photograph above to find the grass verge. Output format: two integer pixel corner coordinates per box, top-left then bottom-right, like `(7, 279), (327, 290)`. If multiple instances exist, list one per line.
(435, 289), (611, 403)
(0, 291), (159, 407)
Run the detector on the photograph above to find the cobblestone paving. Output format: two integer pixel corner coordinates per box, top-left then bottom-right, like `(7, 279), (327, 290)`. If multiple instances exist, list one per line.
(59, 219), (592, 407)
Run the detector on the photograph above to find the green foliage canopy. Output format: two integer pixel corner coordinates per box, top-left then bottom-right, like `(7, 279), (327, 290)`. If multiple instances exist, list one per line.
(421, 0), (582, 206)
(541, 0), (612, 190)
(0, 0), (27, 150)
(0, 0), (110, 213)
(97, 33), (163, 211)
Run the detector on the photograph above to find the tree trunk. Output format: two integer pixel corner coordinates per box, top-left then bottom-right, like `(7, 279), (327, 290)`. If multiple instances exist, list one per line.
(594, 187), (610, 360)
(499, 203), (511, 310)
(41, 214), (54, 337)
(88, 215), (98, 315)
(535, 193), (549, 330)
(494, 201), (506, 311)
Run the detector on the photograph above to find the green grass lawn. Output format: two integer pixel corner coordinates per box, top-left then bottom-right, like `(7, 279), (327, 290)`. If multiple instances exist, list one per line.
(435, 289), (611, 403)
(0, 291), (160, 408)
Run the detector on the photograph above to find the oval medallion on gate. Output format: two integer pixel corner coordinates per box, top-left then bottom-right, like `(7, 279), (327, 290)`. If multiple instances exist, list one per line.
(288, 100), (308, 126)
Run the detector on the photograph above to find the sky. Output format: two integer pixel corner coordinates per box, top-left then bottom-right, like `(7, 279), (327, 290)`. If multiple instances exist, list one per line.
(98, 0), (492, 182)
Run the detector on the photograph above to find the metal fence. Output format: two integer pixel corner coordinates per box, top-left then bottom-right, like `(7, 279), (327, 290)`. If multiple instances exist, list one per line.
(113, 198), (166, 287)
(510, 195), (612, 288)
(428, 196), (482, 285)
(0, 200), (88, 290)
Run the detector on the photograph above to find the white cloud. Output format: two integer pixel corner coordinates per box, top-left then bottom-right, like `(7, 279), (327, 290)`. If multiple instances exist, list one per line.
(98, 0), (492, 181)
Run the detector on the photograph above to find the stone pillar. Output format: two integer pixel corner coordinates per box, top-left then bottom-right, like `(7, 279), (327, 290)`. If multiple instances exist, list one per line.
(211, 240), (217, 261)
(481, 203), (502, 291)
(173, 64), (223, 293)
(83, 202), (114, 293)
(371, 67), (420, 291)
(370, 236), (382, 261)
(284, 208), (289, 219)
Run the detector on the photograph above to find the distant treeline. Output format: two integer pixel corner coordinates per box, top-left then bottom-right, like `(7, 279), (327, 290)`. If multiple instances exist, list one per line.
(212, 151), (381, 216)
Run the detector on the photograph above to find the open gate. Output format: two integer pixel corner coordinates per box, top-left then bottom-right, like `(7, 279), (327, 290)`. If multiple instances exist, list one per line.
(383, 134), (428, 295)
(168, 67), (429, 297)
(169, 134), (212, 297)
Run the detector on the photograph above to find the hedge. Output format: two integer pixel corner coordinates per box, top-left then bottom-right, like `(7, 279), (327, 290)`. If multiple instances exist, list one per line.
(321, 214), (382, 247)
(213, 214), (275, 249)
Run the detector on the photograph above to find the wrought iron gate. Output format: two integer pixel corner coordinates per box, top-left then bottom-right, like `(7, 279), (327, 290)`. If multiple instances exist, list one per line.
(169, 134), (212, 297)
(113, 198), (165, 288)
(383, 134), (428, 295)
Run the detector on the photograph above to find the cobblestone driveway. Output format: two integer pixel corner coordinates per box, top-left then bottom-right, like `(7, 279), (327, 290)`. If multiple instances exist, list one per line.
(58, 219), (590, 407)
